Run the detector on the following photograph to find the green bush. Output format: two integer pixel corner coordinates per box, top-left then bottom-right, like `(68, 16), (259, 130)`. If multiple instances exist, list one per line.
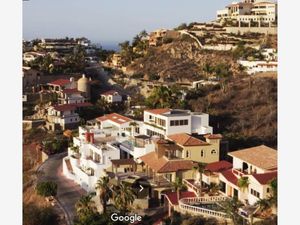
(36, 181), (57, 197)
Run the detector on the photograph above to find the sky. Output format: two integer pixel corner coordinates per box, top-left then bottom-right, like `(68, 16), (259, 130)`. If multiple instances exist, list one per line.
(23, 0), (233, 49)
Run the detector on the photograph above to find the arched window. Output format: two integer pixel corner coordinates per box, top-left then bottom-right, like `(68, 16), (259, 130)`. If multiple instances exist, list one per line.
(186, 150), (189, 158)
(211, 149), (217, 154)
(201, 150), (204, 157)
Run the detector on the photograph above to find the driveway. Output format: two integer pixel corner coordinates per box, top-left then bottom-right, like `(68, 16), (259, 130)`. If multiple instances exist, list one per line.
(37, 152), (86, 224)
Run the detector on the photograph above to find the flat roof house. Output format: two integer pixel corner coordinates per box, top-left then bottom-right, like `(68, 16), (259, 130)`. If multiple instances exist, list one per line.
(143, 108), (213, 138)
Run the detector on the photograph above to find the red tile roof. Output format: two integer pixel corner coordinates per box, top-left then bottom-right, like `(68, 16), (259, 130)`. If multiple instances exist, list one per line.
(53, 104), (77, 111)
(205, 160), (233, 173)
(204, 134), (223, 139)
(144, 108), (170, 115)
(71, 102), (93, 108)
(168, 133), (210, 146)
(164, 191), (196, 205)
(62, 88), (81, 94)
(48, 79), (70, 86)
(96, 113), (132, 125)
(221, 169), (238, 186)
(101, 90), (119, 96)
(252, 171), (277, 185)
(140, 152), (193, 173)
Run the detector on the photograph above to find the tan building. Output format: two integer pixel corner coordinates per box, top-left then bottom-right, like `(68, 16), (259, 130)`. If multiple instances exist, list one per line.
(167, 133), (222, 164)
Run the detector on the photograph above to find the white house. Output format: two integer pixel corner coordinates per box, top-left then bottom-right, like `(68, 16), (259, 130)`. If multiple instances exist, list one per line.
(217, 0), (277, 26)
(238, 60), (277, 75)
(218, 145), (277, 205)
(47, 77), (77, 92)
(63, 129), (120, 192)
(143, 108), (213, 138)
(46, 104), (80, 131)
(62, 113), (157, 191)
(58, 88), (86, 105)
(100, 90), (123, 103)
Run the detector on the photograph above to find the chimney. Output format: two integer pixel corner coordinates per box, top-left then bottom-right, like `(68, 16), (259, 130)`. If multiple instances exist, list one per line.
(90, 133), (95, 144)
(155, 140), (166, 158)
(85, 132), (90, 143)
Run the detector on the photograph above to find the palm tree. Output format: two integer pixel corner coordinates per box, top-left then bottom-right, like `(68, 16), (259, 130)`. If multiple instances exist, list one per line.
(193, 162), (207, 196)
(208, 183), (220, 196)
(237, 176), (249, 191)
(146, 86), (172, 108)
(220, 196), (244, 225)
(171, 177), (186, 202)
(75, 193), (97, 219)
(255, 198), (271, 212)
(95, 176), (112, 214)
(112, 182), (135, 214)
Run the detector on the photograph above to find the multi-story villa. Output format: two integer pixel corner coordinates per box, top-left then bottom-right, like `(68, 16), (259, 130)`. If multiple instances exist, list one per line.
(219, 145), (277, 205)
(143, 108), (213, 138)
(46, 104), (80, 131)
(163, 145), (277, 221)
(217, 0), (277, 26)
(63, 109), (217, 193)
(58, 88), (86, 105)
(100, 90), (123, 103)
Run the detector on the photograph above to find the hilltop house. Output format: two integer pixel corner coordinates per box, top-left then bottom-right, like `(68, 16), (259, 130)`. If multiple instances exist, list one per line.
(217, 0), (277, 26)
(47, 78), (77, 92)
(100, 90), (123, 103)
(219, 145), (277, 205)
(143, 108), (213, 138)
(46, 104), (80, 131)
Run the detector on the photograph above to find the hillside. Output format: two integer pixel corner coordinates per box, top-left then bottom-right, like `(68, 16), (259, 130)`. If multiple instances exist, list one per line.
(187, 76), (277, 150)
(126, 37), (243, 82)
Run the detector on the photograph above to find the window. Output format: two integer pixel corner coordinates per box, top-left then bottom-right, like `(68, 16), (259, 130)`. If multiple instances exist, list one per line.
(251, 189), (260, 198)
(211, 149), (217, 154)
(170, 120), (175, 126)
(175, 120), (179, 126)
(149, 115), (152, 120)
(266, 187), (270, 193)
(201, 150), (204, 157)
(186, 151), (189, 158)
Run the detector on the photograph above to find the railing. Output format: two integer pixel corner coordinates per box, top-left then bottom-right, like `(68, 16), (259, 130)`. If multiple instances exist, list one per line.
(178, 196), (228, 219)
(183, 179), (200, 195)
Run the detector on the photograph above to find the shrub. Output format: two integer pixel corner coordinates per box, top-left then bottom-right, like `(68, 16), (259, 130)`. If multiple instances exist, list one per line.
(36, 181), (58, 197)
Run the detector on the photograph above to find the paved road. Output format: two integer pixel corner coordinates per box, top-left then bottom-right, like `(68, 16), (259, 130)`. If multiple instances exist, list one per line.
(37, 153), (86, 224)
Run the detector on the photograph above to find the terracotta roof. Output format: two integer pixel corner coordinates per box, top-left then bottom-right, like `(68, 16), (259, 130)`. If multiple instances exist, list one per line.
(252, 171), (277, 185)
(71, 102), (93, 108)
(164, 191), (196, 205)
(111, 158), (136, 166)
(205, 160), (233, 173)
(140, 152), (168, 172)
(144, 108), (170, 115)
(62, 88), (81, 94)
(204, 134), (223, 139)
(140, 152), (193, 173)
(168, 133), (210, 146)
(53, 104), (76, 112)
(159, 160), (194, 173)
(48, 79), (70, 86)
(228, 145), (277, 170)
(221, 169), (238, 186)
(101, 90), (119, 96)
(96, 113), (132, 125)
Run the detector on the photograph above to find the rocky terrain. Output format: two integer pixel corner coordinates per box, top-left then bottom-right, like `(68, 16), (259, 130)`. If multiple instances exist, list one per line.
(126, 37), (243, 82)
